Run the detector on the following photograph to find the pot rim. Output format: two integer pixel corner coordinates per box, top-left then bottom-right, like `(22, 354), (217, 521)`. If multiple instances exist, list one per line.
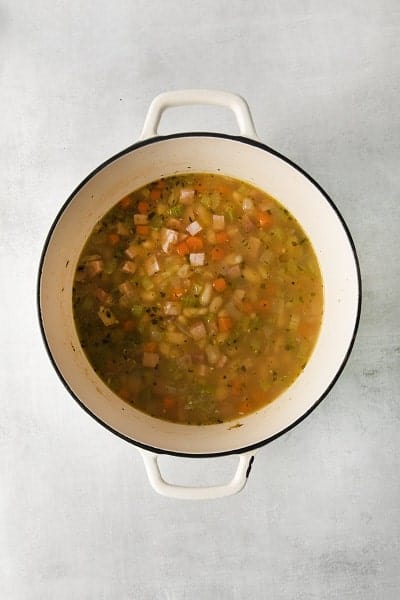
(37, 131), (362, 458)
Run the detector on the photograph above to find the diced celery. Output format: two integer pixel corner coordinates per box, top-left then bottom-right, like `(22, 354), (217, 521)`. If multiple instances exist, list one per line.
(181, 295), (198, 308)
(150, 214), (164, 228)
(131, 304), (144, 317)
(104, 258), (117, 274)
(167, 204), (184, 218)
(260, 378), (271, 392)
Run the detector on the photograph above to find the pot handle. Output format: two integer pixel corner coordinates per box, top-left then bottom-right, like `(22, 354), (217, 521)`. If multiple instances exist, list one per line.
(138, 448), (256, 500)
(140, 89), (258, 140)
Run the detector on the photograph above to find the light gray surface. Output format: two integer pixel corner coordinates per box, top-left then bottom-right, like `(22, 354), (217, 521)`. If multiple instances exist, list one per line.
(1, 1), (399, 598)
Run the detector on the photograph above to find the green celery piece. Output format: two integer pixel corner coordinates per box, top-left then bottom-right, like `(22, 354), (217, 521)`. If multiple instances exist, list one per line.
(131, 304), (144, 317)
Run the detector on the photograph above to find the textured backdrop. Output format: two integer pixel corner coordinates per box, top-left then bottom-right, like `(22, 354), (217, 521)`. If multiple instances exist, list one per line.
(1, 1), (399, 598)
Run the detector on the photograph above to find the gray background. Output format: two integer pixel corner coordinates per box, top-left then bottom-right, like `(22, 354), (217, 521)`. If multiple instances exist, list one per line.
(1, 1), (399, 598)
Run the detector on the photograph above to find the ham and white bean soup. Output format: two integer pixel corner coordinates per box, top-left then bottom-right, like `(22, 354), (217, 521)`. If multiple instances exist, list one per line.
(72, 174), (323, 425)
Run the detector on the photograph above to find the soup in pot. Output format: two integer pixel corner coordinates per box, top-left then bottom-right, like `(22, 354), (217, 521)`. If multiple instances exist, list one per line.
(72, 174), (323, 425)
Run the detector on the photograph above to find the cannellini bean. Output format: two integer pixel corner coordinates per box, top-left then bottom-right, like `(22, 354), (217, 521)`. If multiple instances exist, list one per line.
(209, 296), (223, 313)
(205, 344), (220, 365)
(134, 214), (148, 224)
(141, 290), (157, 302)
(142, 352), (159, 368)
(200, 282), (213, 306)
(183, 307), (208, 318)
(242, 265), (261, 283)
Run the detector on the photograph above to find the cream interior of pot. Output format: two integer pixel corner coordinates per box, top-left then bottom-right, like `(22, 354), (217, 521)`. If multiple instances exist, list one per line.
(39, 135), (359, 455)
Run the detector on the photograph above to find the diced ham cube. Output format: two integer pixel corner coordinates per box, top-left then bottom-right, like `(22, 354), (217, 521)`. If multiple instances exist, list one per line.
(121, 261), (137, 274)
(86, 260), (103, 278)
(186, 220), (202, 236)
(94, 288), (113, 305)
(161, 228), (179, 253)
(125, 243), (139, 259)
(180, 188), (195, 203)
(212, 215), (225, 231)
(144, 255), (160, 276)
(189, 321), (207, 340)
(189, 253), (205, 266)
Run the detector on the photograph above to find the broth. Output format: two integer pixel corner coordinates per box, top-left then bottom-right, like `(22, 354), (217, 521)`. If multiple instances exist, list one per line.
(72, 174), (323, 425)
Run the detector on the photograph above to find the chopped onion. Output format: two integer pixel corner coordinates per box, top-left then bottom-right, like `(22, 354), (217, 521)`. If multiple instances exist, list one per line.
(134, 214), (148, 225)
(161, 228), (178, 253)
(186, 220), (202, 236)
(189, 321), (207, 340)
(144, 255), (160, 276)
(142, 352), (159, 368)
(164, 301), (181, 316)
(189, 252), (205, 266)
(242, 197), (254, 211)
(212, 214), (225, 230)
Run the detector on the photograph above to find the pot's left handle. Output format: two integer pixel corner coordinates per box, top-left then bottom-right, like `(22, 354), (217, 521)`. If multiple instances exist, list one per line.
(140, 89), (258, 140)
(138, 448), (256, 500)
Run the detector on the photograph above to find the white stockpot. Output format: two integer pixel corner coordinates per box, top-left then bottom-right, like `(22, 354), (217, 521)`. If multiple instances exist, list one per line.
(38, 90), (361, 499)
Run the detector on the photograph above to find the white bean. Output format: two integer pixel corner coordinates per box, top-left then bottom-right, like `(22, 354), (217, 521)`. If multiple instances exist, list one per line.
(200, 282), (213, 306)
(209, 296), (223, 313)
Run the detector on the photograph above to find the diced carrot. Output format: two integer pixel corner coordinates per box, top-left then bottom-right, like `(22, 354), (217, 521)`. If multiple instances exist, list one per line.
(155, 179), (166, 189)
(298, 320), (317, 338)
(212, 277), (227, 292)
(119, 196), (132, 209)
(162, 396), (177, 410)
(136, 224), (150, 236)
(258, 299), (270, 312)
(186, 236), (204, 251)
(170, 287), (185, 300)
(217, 315), (233, 332)
(230, 376), (243, 397)
(143, 341), (157, 353)
(122, 319), (136, 332)
(215, 231), (230, 244)
(215, 183), (231, 195)
(150, 188), (161, 201)
(176, 241), (190, 256)
(107, 233), (120, 246)
(256, 210), (272, 228)
(117, 386), (130, 401)
(238, 400), (251, 414)
(239, 300), (253, 314)
(138, 201), (150, 214)
(210, 246), (225, 261)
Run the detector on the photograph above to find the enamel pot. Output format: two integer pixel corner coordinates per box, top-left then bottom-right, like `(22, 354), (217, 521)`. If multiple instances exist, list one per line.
(38, 90), (361, 499)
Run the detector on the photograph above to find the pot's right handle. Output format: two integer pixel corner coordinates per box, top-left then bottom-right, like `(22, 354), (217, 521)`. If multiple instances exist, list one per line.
(138, 448), (256, 500)
(140, 89), (258, 140)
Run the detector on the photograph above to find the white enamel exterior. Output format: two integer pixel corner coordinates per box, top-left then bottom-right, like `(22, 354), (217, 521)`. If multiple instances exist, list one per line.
(38, 91), (360, 497)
